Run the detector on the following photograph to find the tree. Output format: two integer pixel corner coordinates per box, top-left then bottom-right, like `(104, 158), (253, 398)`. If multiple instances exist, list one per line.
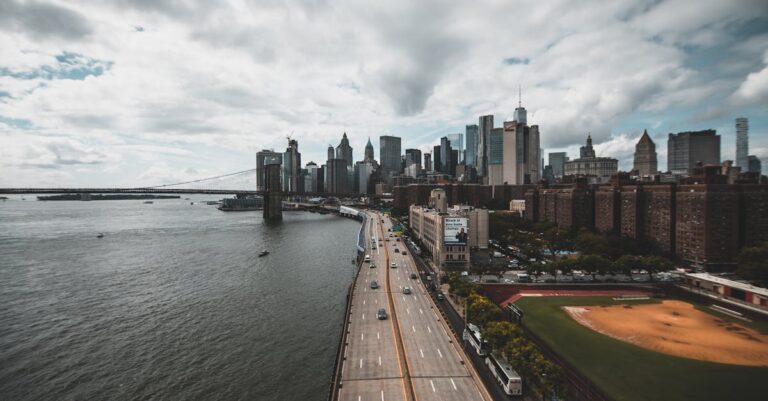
(482, 321), (520, 351)
(736, 243), (768, 287)
(578, 254), (611, 277)
(612, 254), (636, 275)
(467, 294), (503, 328)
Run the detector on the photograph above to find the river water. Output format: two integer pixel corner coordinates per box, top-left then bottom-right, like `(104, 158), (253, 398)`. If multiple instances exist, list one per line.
(0, 196), (360, 401)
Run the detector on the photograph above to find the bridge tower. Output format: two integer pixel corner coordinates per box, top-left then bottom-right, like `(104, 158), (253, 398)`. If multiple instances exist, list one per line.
(263, 163), (283, 220)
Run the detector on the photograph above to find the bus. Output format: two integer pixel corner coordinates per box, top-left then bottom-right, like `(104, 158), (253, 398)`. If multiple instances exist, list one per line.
(486, 352), (523, 396)
(462, 323), (489, 356)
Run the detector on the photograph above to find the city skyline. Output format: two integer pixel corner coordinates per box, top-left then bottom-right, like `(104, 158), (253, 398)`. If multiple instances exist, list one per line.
(0, 0), (767, 187)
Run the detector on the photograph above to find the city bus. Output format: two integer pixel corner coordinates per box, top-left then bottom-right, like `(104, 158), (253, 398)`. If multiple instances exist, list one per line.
(486, 352), (523, 396)
(462, 323), (489, 356)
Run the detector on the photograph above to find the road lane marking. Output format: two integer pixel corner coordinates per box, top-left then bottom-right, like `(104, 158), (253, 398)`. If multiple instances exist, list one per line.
(362, 313), (365, 320)
(361, 333), (364, 340)
(381, 390), (384, 401)
(407, 308), (410, 315)
(378, 355), (382, 366)
(450, 378), (457, 390)
(412, 325), (416, 333)
(420, 348), (424, 358)
(363, 300), (366, 305)
(419, 308), (423, 314)
(360, 359), (363, 368)
(437, 349), (443, 358)
(430, 380), (436, 392)
(377, 331), (380, 340)
(427, 325), (432, 333)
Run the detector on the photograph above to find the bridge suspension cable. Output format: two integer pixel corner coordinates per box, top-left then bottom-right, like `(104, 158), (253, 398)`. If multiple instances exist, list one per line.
(142, 169), (256, 189)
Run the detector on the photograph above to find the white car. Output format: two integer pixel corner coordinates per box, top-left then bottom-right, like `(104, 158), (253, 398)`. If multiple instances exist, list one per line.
(390, 262), (397, 268)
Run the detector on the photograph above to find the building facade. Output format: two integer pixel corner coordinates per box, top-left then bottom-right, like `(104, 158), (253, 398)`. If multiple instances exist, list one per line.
(465, 124), (478, 167)
(548, 152), (568, 179)
(282, 139), (301, 193)
(564, 135), (618, 180)
(736, 117), (749, 170)
(633, 130), (658, 176)
(380, 135), (402, 179)
(667, 130), (720, 175)
(446, 133), (464, 164)
(256, 149), (281, 191)
(477, 115), (494, 178)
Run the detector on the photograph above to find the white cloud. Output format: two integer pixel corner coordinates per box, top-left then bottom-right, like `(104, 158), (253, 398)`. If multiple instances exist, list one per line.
(0, 0), (766, 186)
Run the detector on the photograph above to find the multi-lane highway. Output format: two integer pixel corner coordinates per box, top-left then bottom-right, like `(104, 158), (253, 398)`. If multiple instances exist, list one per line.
(336, 212), (490, 401)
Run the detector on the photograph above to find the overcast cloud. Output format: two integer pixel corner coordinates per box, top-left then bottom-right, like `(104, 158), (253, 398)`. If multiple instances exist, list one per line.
(0, 0), (767, 187)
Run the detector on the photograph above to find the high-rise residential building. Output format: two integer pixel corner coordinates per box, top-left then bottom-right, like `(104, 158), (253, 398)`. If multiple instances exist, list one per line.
(488, 128), (504, 185)
(548, 152), (568, 178)
(424, 153), (432, 172)
(465, 124), (478, 167)
(364, 137), (375, 163)
(736, 117), (749, 170)
(446, 133), (464, 164)
(335, 132), (354, 169)
(477, 115), (494, 177)
(667, 130), (720, 175)
(405, 148), (422, 169)
(379, 135), (402, 178)
(633, 129), (658, 176)
(433, 145), (442, 173)
(256, 149), (281, 191)
(564, 135), (618, 180)
(282, 139), (301, 193)
(748, 155), (762, 175)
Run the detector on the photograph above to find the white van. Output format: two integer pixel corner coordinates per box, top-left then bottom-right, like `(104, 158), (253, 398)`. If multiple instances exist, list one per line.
(364, 255), (371, 263)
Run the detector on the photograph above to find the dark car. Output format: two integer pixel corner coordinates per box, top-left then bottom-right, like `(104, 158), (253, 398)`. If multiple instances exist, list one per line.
(377, 308), (387, 320)
(436, 293), (445, 301)
(410, 273), (418, 279)
(370, 280), (378, 289)
(394, 248), (399, 253)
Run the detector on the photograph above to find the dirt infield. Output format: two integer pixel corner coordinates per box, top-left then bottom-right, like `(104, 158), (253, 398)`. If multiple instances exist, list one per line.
(564, 300), (768, 366)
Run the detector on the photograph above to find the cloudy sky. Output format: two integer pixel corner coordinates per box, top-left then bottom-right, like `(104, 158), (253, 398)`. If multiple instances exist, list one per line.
(1, 0), (767, 188)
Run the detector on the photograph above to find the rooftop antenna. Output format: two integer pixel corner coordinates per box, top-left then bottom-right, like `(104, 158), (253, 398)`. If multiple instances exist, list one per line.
(518, 85), (522, 108)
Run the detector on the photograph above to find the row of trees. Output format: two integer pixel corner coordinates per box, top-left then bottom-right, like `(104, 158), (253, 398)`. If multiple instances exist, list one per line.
(443, 273), (565, 398)
(527, 254), (674, 280)
(736, 242), (768, 287)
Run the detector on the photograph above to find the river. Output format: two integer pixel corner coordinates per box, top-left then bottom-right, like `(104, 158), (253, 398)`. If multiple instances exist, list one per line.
(0, 196), (360, 400)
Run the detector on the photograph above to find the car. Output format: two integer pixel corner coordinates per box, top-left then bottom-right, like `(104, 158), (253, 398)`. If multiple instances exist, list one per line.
(377, 308), (387, 320)
(402, 251), (407, 255)
(396, 238), (400, 242)
(369, 263), (376, 268)
(402, 287), (412, 294)
(370, 280), (378, 289)
(410, 273), (418, 279)
(385, 238), (390, 242)
(390, 262), (397, 268)
(394, 248), (399, 253)
(436, 293), (445, 301)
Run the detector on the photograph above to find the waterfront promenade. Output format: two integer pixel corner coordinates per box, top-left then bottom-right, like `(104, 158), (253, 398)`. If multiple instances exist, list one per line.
(334, 212), (490, 401)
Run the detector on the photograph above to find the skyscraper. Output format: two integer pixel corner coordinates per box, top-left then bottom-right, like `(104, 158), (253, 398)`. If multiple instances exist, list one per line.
(440, 137), (454, 176)
(488, 128), (504, 185)
(446, 133), (463, 164)
(548, 152), (568, 179)
(364, 137), (375, 163)
(335, 132), (353, 169)
(379, 135), (402, 178)
(748, 155), (762, 175)
(305, 161), (319, 192)
(405, 148), (422, 168)
(500, 98), (540, 185)
(433, 145), (442, 173)
(736, 117), (749, 170)
(282, 139), (301, 193)
(477, 115), (493, 177)
(667, 130), (720, 175)
(465, 124), (478, 167)
(633, 129), (658, 176)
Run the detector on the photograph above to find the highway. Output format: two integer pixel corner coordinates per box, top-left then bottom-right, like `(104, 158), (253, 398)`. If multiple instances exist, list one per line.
(337, 212), (490, 401)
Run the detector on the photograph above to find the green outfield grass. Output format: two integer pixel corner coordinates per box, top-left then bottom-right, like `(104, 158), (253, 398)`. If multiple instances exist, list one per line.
(515, 296), (768, 401)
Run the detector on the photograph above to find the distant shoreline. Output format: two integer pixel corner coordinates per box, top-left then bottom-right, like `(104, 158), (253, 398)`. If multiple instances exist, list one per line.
(37, 194), (181, 201)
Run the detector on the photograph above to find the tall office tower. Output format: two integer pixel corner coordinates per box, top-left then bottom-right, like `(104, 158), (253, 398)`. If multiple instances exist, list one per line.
(355, 161), (375, 194)
(282, 139), (301, 193)
(513, 90), (527, 125)
(548, 152), (568, 178)
(465, 124), (478, 167)
(335, 132), (354, 169)
(736, 117), (749, 170)
(446, 133), (464, 163)
(633, 129), (658, 176)
(256, 149), (281, 191)
(502, 121), (521, 184)
(748, 155), (762, 175)
(433, 145), (442, 173)
(379, 135), (402, 178)
(451, 149), (458, 176)
(327, 145), (335, 161)
(667, 130), (720, 175)
(486, 128), (503, 185)
(477, 115), (494, 177)
(424, 153), (432, 172)
(305, 161), (319, 192)
(326, 159), (349, 193)
(527, 125), (541, 182)
(404, 148), (422, 168)
(440, 137), (454, 176)
(364, 137), (375, 162)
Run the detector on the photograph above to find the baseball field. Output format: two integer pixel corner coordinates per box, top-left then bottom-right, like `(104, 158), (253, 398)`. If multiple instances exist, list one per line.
(515, 296), (768, 401)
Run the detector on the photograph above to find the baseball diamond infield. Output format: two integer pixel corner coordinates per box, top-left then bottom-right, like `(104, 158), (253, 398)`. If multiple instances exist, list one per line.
(564, 300), (768, 366)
